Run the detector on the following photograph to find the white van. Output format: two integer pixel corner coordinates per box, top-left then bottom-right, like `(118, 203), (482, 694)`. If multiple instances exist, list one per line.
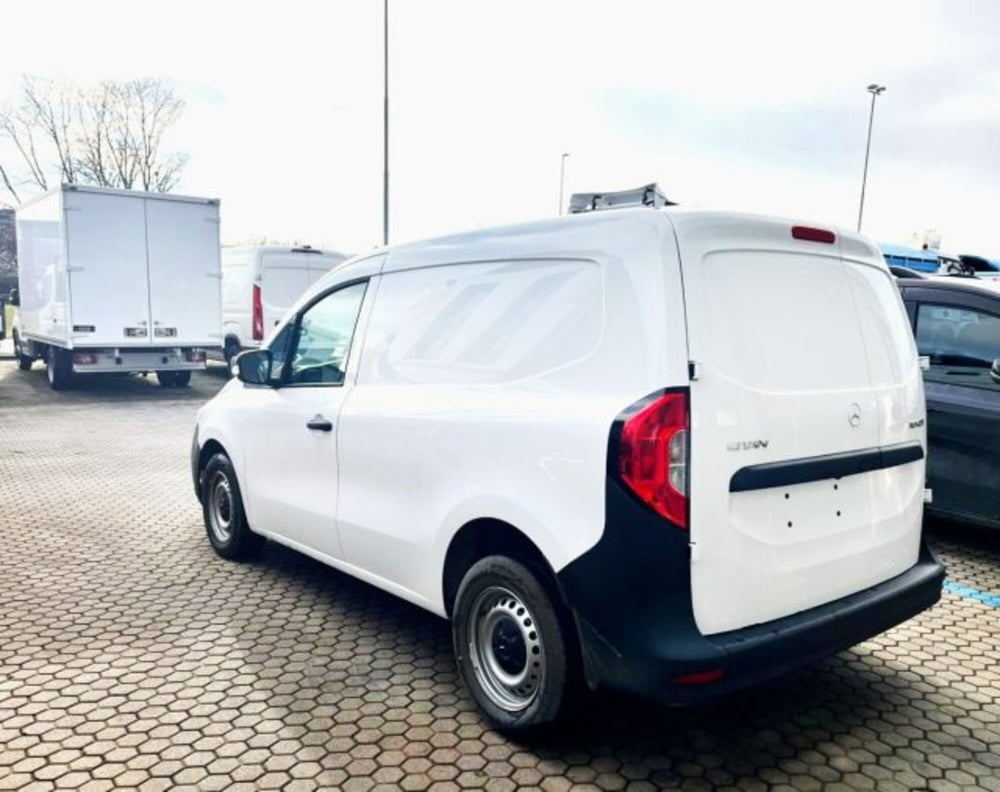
(192, 201), (944, 729)
(220, 245), (347, 363)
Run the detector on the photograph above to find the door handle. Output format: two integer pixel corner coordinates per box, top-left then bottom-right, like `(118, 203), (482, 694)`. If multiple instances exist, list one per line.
(306, 415), (333, 432)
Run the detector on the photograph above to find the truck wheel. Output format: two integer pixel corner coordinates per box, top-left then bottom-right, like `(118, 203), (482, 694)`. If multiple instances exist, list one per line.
(156, 371), (178, 387)
(46, 347), (72, 390)
(452, 556), (574, 731)
(201, 452), (264, 560)
(224, 338), (240, 366)
(173, 370), (192, 388)
(12, 333), (32, 371)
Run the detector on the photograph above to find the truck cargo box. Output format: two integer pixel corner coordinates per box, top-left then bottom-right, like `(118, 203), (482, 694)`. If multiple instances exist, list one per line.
(16, 185), (222, 350)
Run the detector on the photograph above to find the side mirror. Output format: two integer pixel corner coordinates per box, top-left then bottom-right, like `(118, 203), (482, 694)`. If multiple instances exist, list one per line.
(234, 349), (273, 385)
(991, 359), (1000, 385)
(8, 288), (19, 307)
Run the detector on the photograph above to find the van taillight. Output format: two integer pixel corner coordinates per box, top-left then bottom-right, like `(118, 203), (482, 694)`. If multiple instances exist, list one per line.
(617, 391), (689, 529)
(252, 283), (263, 341)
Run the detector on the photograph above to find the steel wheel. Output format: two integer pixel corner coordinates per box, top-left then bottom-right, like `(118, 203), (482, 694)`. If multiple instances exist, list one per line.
(467, 585), (545, 712)
(208, 471), (234, 544)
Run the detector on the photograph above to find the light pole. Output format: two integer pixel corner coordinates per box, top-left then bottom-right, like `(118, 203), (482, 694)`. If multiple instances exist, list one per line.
(857, 83), (886, 232)
(382, 0), (390, 246)
(558, 152), (570, 215)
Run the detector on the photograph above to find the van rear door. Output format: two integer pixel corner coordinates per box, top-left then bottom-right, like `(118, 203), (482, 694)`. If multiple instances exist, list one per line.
(306, 252), (346, 288)
(671, 212), (925, 636)
(260, 252), (310, 333)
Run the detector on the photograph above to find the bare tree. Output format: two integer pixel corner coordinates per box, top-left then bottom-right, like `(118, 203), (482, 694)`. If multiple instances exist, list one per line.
(0, 75), (188, 203)
(127, 78), (188, 192)
(22, 77), (77, 184)
(75, 81), (115, 189)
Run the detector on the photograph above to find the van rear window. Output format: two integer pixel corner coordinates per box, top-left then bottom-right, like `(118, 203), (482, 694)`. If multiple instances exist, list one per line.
(699, 251), (874, 392)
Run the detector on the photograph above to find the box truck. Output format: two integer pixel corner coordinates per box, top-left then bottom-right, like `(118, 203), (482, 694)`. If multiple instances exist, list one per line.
(11, 185), (222, 390)
(220, 245), (348, 363)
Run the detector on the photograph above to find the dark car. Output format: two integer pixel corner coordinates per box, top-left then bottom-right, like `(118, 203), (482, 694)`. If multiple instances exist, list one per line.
(896, 277), (1000, 528)
(889, 265), (928, 280)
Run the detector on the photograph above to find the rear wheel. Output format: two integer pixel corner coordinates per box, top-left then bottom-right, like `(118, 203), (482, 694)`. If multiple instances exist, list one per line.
(173, 370), (192, 388)
(201, 452), (264, 560)
(453, 556), (573, 731)
(223, 338), (240, 367)
(46, 347), (72, 390)
(13, 333), (32, 371)
(156, 371), (178, 387)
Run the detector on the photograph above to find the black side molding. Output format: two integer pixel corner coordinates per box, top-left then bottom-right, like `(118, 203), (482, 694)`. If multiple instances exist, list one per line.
(730, 441), (924, 493)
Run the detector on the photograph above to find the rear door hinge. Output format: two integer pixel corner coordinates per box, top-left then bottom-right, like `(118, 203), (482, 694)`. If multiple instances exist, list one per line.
(688, 360), (700, 381)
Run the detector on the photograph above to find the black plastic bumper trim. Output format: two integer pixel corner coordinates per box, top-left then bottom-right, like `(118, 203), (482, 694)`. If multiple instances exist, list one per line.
(569, 541), (944, 704)
(729, 440), (924, 493)
(190, 428), (202, 502)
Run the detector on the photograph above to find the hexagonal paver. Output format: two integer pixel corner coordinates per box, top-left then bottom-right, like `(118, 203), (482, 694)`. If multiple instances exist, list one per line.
(0, 360), (998, 792)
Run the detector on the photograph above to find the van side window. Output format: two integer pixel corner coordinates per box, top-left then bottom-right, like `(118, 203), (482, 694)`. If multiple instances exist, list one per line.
(357, 260), (603, 386)
(916, 304), (1000, 390)
(287, 281), (368, 386)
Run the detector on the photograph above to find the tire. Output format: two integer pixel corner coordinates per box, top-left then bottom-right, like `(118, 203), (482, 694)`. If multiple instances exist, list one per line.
(12, 333), (32, 371)
(46, 347), (72, 390)
(224, 338), (240, 367)
(453, 555), (574, 731)
(156, 371), (178, 387)
(173, 370), (192, 388)
(201, 452), (264, 560)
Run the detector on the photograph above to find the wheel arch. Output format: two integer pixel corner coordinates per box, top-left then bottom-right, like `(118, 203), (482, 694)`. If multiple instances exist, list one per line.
(222, 334), (242, 364)
(198, 438), (228, 477)
(441, 518), (569, 620)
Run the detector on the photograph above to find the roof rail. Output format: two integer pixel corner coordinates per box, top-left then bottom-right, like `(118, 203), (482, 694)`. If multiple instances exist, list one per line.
(568, 183), (675, 214)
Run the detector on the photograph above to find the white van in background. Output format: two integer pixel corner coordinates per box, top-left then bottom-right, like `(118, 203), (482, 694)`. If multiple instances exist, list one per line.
(193, 190), (944, 730)
(220, 245), (348, 363)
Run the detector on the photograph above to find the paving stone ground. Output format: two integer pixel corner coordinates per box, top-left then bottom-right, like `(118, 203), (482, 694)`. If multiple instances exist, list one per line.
(0, 359), (998, 791)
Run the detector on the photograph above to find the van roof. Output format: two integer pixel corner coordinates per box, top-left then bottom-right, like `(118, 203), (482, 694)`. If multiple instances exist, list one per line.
(383, 207), (883, 274)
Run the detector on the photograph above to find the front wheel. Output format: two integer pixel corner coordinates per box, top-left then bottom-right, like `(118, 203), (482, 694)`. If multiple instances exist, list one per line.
(453, 556), (574, 731)
(201, 452), (264, 560)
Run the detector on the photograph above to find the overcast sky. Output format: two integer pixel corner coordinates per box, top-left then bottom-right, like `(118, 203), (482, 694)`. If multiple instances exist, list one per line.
(0, 1), (997, 255)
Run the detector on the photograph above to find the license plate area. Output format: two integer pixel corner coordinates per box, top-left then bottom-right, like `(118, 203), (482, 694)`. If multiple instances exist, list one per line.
(730, 473), (870, 545)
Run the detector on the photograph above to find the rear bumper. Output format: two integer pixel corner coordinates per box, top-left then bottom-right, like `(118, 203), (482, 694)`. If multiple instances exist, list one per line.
(558, 480), (945, 704)
(69, 348), (209, 373)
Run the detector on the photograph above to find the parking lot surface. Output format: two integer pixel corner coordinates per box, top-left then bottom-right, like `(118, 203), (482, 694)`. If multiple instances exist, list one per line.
(0, 359), (998, 791)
